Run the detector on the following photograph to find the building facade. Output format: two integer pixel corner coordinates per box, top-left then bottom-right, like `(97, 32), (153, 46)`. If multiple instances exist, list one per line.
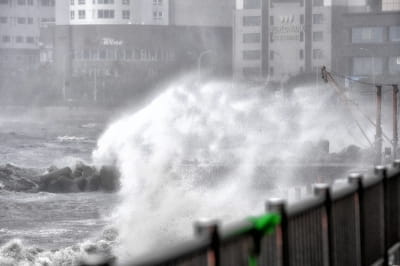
(56, 0), (235, 27)
(233, 0), (332, 85)
(53, 24), (232, 104)
(56, 0), (169, 26)
(0, 0), (55, 70)
(332, 2), (400, 86)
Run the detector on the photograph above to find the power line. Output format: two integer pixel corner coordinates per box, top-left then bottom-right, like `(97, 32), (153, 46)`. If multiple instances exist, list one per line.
(328, 70), (399, 87)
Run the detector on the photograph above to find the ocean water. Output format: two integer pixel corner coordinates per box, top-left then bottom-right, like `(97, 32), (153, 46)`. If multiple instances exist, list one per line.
(0, 107), (118, 265)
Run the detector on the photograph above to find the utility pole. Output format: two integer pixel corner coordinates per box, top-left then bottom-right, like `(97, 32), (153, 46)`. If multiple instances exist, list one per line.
(94, 68), (97, 103)
(393, 84), (399, 159)
(376, 85), (383, 165)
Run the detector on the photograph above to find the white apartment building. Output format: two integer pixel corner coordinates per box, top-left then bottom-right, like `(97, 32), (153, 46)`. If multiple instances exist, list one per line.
(56, 0), (169, 25)
(234, 0), (332, 84)
(0, 0), (55, 68)
(383, 0), (400, 10)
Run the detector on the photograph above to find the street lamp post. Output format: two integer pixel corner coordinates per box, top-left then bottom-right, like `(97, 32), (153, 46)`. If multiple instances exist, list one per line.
(197, 50), (215, 82)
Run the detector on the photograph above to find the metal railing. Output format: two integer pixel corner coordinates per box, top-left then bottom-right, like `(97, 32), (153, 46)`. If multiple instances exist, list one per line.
(93, 160), (400, 266)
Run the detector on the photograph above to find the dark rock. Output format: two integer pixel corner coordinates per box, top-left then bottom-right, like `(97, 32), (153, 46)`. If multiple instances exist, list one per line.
(47, 176), (78, 193)
(0, 164), (40, 192)
(99, 166), (120, 192)
(75, 177), (88, 191)
(38, 167), (73, 191)
(73, 162), (96, 178)
(87, 175), (101, 191)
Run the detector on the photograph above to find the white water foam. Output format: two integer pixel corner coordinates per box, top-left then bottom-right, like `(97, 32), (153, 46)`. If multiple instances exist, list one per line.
(92, 77), (369, 262)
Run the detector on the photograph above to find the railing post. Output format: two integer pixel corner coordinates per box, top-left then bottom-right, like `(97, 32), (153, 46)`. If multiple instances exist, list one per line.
(393, 159), (400, 169)
(267, 198), (288, 266)
(313, 183), (332, 266)
(348, 173), (364, 266)
(376, 165), (389, 266)
(194, 219), (220, 266)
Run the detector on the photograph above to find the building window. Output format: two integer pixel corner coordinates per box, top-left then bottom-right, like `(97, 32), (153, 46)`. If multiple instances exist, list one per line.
(122, 10), (130, 19)
(313, 0), (323, 6)
(243, 50), (261, 60)
(17, 0), (26, 5)
(389, 56), (400, 73)
(300, 14), (304, 24)
(299, 49), (304, 59)
(122, 0), (129, 4)
(0, 0), (9, 4)
(270, 51), (274, 60)
(71, 11), (75, 19)
(16, 36), (24, 43)
(2, 35), (11, 43)
(300, 32), (304, 42)
(243, 67), (261, 77)
(353, 57), (383, 75)
(383, 0), (400, 11)
(244, 0), (260, 9)
(98, 9), (115, 18)
(313, 49), (323, 59)
(71, 0), (74, 4)
(243, 33), (260, 43)
(270, 67), (274, 76)
(312, 14), (323, 24)
(27, 0), (33, 5)
(352, 27), (384, 43)
(17, 17), (26, 24)
(153, 11), (163, 20)
(78, 0), (85, 4)
(78, 10), (85, 19)
(26, 36), (34, 43)
(390, 26), (400, 42)
(152, 0), (162, 5)
(0, 17), (7, 24)
(98, 0), (114, 3)
(270, 16), (274, 25)
(243, 16), (261, 26)
(313, 31), (323, 41)
(27, 17), (33, 24)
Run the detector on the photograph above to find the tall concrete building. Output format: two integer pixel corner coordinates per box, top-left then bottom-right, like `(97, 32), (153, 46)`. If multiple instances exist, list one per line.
(233, 0), (332, 85)
(332, 0), (400, 86)
(56, 0), (169, 25)
(382, 0), (400, 11)
(0, 0), (55, 70)
(56, 0), (234, 27)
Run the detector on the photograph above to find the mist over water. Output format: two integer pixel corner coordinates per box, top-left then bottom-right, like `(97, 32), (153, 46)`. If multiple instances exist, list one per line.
(92, 76), (368, 261)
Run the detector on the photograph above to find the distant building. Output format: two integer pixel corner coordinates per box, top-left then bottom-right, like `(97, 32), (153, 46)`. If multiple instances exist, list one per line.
(170, 0), (234, 27)
(55, 0), (234, 27)
(233, 0), (332, 86)
(331, 5), (400, 86)
(56, 0), (169, 26)
(0, 0), (55, 70)
(50, 0), (234, 104)
(52, 24), (232, 104)
(382, 0), (400, 11)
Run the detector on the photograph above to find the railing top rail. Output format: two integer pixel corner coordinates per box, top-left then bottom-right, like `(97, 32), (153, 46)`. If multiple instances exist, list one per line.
(331, 181), (358, 202)
(286, 194), (325, 217)
(362, 171), (383, 189)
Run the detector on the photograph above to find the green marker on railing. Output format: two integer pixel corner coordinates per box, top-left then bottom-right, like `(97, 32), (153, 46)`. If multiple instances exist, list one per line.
(247, 213), (281, 266)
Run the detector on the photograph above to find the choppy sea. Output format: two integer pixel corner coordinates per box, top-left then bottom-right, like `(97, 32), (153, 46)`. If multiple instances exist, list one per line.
(0, 107), (118, 265)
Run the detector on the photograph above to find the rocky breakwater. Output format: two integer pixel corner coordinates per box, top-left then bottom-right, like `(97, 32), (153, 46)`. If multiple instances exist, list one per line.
(0, 162), (120, 193)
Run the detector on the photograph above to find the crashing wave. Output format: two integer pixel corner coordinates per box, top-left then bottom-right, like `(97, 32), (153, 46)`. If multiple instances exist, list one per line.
(0, 227), (117, 266)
